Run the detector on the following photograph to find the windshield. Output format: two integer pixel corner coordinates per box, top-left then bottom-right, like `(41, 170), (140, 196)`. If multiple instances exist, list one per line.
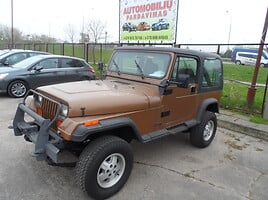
(109, 51), (171, 79)
(12, 55), (44, 69)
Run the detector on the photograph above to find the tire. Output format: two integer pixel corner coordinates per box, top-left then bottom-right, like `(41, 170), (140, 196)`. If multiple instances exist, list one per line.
(260, 63), (264, 68)
(235, 60), (241, 65)
(190, 111), (217, 148)
(75, 135), (133, 199)
(7, 80), (28, 98)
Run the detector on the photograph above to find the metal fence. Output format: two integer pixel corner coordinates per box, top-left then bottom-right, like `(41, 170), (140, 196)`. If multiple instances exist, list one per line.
(1, 42), (267, 63)
(0, 42), (268, 115)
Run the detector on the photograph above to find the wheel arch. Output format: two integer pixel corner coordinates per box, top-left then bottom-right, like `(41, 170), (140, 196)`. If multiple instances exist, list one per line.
(72, 117), (144, 143)
(196, 98), (219, 123)
(7, 78), (30, 89)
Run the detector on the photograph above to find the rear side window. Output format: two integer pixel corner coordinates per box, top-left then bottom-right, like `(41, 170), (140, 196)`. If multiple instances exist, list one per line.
(6, 53), (27, 65)
(61, 58), (84, 68)
(202, 59), (222, 87)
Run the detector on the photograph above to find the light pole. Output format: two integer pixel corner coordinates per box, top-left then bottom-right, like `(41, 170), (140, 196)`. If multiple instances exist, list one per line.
(11, 0), (14, 48)
(226, 10), (232, 50)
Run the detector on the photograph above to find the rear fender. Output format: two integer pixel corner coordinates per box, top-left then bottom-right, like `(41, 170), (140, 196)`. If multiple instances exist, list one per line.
(196, 98), (219, 123)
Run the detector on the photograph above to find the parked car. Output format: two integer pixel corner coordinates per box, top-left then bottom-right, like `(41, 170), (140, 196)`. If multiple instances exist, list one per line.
(231, 48), (268, 62)
(122, 22), (137, 32)
(235, 52), (268, 67)
(151, 18), (169, 30)
(137, 22), (150, 31)
(0, 49), (48, 67)
(0, 54), (95, 97)
(0, 49), (10, 56)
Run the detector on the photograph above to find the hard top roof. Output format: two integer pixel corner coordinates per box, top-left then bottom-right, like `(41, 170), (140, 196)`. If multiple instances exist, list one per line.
(115, 46), (221, 59)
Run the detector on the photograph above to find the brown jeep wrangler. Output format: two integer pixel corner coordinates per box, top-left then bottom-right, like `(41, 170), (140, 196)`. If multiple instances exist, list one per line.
(12, 46), (223, 199)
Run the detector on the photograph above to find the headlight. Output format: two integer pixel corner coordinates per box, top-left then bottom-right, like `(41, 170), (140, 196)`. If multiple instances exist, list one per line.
(34, 94), (43, 106)
(60, 104), (69, 117)
(0, 73), (8, 80)
(37, 95), (43, 104)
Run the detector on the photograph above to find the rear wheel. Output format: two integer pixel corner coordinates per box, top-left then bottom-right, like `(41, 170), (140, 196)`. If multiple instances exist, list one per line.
(190, 111), (217, 148)
(7, 80), (28, 98)
(75, 135), (133, 199)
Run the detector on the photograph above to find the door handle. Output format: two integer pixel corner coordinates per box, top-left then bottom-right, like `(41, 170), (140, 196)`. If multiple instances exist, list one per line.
(190, 85), (196, 93)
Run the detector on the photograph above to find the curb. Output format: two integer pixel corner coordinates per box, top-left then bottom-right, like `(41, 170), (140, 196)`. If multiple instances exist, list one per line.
(217, 110), (268, 141)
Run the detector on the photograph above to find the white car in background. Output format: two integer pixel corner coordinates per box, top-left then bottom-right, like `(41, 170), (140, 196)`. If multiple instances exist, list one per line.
(235, 52), (268, 67)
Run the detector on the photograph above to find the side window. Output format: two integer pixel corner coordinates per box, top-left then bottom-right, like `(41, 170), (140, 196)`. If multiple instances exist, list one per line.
(202, 59), (222, 87)
(171, 57), (197, 83)
(29, 52), (40, 56)
(61, 58), (83, 68)
(6, 53), (27, 65)
(37, 58), (58, 69)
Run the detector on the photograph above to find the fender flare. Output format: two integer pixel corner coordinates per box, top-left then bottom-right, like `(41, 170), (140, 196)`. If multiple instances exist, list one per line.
(71, 117), (143, 142)
(196, 98), (219, 123)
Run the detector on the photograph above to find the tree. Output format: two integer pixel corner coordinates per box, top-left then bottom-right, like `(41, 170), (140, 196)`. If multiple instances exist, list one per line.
(85, 19), (107, 64)
(0, 24), (23, 44)
(64, 24), (77, 43)
(85, 19), (106, 43)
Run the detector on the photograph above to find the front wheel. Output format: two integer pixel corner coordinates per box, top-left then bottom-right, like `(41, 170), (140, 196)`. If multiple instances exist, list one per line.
(75, 136), (133, 199)
(7, 80), (28, 98)
(190, 111), (217, 148)
(235, 60), (241, 65)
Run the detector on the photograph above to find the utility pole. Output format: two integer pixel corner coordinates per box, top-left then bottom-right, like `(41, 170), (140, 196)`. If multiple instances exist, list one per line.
(247, 7), (268, 107)
(11, 0), (14, 48)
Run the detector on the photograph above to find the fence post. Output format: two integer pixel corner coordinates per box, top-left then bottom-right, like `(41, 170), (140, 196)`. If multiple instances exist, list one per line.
(85, 43), (89, 63)
(72, 43), (75, 56)
(100, 43), (103, 62)
(45, 43), (48, 52)
(217, 45), (220, 55)
(61, 43), (65, 55)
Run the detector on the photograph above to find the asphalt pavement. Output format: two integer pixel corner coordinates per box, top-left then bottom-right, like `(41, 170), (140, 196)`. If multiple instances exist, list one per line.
(0, 96), (268, 200)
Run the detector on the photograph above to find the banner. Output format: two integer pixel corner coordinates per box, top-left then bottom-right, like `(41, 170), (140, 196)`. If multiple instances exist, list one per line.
(119, 0), (179, 44)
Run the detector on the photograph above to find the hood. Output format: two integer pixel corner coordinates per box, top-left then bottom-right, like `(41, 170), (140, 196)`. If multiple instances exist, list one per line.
(37, 80), (161, 117)
(0, 67), (16, 73)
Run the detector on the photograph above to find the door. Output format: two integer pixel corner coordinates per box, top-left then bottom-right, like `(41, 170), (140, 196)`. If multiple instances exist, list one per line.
(161, 56), (199, 127)
(59, 58), (87, 82)
(28, 58), (60, 88)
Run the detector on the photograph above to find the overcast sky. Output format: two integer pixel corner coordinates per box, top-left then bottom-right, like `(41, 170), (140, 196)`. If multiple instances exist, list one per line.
(0, 0), (267, 45)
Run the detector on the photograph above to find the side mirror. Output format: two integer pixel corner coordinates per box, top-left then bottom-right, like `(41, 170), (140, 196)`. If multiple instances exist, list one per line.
(176, 74), (190, 88)
(33, 66), (43, 72)
(3, 60), (9, 66)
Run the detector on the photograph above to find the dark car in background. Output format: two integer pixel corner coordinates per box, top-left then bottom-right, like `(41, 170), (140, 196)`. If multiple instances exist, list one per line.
(0, 49), (48, 67)
(122, 22), (137, 32)
(151, 19), (169, 30)
(0, 54), (95, 97)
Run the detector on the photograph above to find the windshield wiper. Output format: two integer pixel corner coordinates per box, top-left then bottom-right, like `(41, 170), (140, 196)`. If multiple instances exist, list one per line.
(112, 59), (120, 75)
(134, 60), (144, 79)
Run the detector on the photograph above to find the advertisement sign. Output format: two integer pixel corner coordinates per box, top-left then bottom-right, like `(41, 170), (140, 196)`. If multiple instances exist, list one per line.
(119, 0), (179, 44)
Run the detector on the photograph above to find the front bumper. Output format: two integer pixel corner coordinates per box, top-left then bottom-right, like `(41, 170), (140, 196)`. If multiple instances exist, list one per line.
(13, 102), (63, 162)
(12, 92), (77, 164)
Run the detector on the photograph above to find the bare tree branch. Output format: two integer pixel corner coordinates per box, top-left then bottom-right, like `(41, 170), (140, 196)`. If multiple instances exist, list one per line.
(64, 24), (76, 43)
(86, 19), (106, 43)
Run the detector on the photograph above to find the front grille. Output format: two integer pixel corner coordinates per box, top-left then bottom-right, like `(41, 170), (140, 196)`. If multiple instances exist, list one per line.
(40, 97), (60, 130)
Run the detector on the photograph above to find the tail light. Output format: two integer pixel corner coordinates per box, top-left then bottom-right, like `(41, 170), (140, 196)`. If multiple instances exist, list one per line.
(89, 66), (95, 73)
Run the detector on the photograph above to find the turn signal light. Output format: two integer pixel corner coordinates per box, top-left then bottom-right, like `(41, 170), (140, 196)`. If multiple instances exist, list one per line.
(84, 120), (99, 127)
(36, 107), (42, 115)
(56, 119), (63, 127)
